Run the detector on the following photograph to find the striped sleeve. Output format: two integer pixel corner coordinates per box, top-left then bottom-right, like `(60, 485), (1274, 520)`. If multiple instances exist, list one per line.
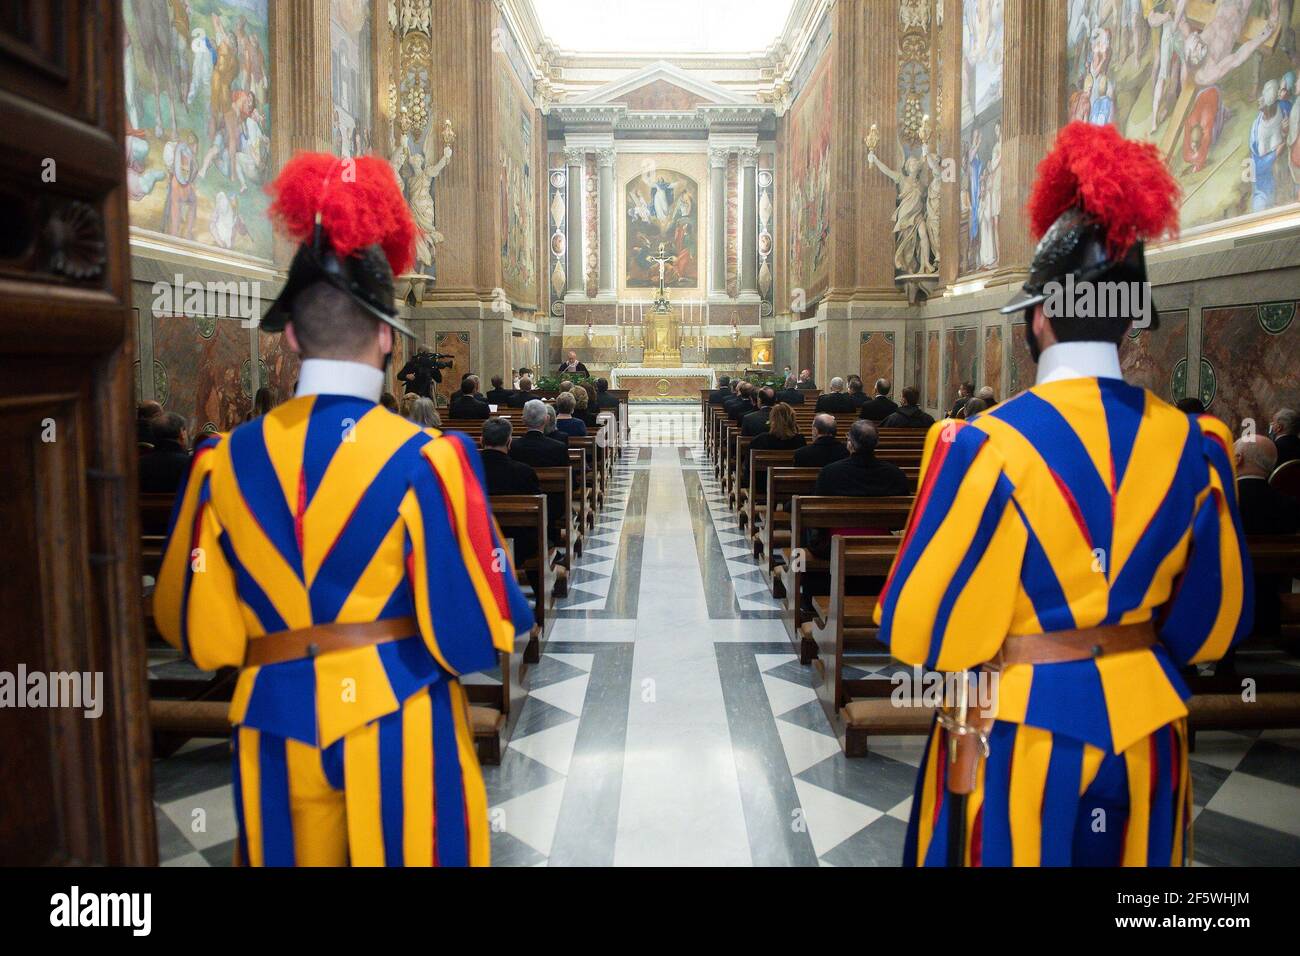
(400, 431), (534, 676)
(153, 435), (248, 671)
(1158, 415), (1254, 665)
(874, 420), (1027, 671)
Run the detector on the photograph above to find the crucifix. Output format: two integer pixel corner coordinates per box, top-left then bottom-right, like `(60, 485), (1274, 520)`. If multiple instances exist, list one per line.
(648, 242), (676, 310)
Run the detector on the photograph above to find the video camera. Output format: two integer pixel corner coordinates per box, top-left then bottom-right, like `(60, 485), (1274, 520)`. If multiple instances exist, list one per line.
(417, 351), (454, 371)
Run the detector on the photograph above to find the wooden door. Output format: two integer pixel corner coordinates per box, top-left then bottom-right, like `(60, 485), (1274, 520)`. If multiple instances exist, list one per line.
(0, 1), (154, 864)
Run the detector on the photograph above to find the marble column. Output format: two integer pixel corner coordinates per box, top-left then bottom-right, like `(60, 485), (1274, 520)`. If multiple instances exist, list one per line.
(708, 146), (729, 298)
(739, 147), (759, 297)
(565, 147), (585, 298)
(596, 147), (617, 298)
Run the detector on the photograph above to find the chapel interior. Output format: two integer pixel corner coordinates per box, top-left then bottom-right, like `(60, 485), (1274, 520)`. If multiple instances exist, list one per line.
(2, 0), (1300, 870)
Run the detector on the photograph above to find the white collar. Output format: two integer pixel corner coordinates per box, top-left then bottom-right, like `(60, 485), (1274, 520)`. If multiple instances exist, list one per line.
(1036, 341), (1123, 385)
(295, 358), (385, 403)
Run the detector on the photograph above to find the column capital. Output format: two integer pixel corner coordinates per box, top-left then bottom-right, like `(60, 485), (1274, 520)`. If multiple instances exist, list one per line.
(708, 146), (731, 169)
(595, 147), (617, 168)
(564, 147), (586, 167)
(737, 146), (759, 167)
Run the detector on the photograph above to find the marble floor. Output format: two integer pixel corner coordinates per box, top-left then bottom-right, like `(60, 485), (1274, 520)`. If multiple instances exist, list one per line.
(153, 405), (1300, 866)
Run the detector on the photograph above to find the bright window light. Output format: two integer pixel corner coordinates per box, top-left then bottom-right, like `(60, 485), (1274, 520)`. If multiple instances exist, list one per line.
(531, 0), (797, 54)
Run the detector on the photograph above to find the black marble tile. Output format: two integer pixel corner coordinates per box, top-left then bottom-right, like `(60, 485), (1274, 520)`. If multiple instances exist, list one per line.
(201, 839), (237, 867)
(489, 829), (548, 867)
(797, 750), (918, 814)
(1193, 808), (1300, 866)
(154, 806), (195, 863)
(1234, 740), (1300, 790)
(484, 749), (566, 804)
(511, 695), (579, 740)
(528, 654), (590, 689)
(152, 742), (231, 804)
(547, 642), (636, 866)
(820, 814), (909, 867)
(1189, 758), (1232, 807)
(764, 659), (819, 689)
(717, 644), (820, 866)
(778, 698), (835, 734)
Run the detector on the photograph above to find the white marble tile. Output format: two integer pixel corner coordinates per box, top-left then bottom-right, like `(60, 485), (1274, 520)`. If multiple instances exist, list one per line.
(159, 785), (237, 851)
(792, 779), (879, 858)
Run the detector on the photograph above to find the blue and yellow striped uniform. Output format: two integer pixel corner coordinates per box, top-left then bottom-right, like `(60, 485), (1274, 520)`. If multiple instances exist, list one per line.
(154, 393), (533, 866)
(875, 377), (1252, 866)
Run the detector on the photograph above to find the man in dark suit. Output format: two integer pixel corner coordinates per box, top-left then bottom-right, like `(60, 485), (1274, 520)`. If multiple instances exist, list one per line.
(1236, 436), (1300, 535)
(485, 375), (515, 406)
(1235, 435), (1300, 642)
(880, 385), (935, 429)
(741, 387), (776, 436)
(775, 374), (804, 405)
(480, 417), (544, 591)
(796, 369), (817, 390)
(845, 376), (868, 410)
(794, 413), (849, 468)
(594, 377), (620, 412)
(511, 400), (570, 467)
(507, 376), (535, 408)
(727, 382), (757, 424)
(557, 350), (589, 377)
(814, 419), (911, 499)
(815, 377), (857, 414)
(449, 375), (490, 420)
(481, 417), (540, 496)
(947, 381), (974, 419)
(857, 378), (899, 422)
(708, 375), (732, 405)
(138, 412), (192, 494)
(1271, 408), (1300, 468)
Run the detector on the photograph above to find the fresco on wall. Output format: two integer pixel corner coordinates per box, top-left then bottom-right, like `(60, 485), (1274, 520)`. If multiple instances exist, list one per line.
(258, 330), (300, 403)
(787, 46), (833, 305)
(859, 332), (896, 387)
(1067, 0), (1300, 233)
(960, 0), (1004, 274)
(625, 168), (699, 288)
(1119, 309), (1189, 402)
(124, 0), (272, 259)
(496, 58), (538, 305)
(330, 0), (372, 159)
(1201, 300), (1299, 433)
(1008, 322), (1035, 395)
(945, 326), (980, 412)
(154, 312), (252, 433)
(983, 325), (1004, 398)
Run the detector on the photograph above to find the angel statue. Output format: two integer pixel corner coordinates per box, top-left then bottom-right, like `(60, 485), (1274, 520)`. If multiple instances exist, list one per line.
(391, 118), (454, 301)
(867, 134), (937, 277)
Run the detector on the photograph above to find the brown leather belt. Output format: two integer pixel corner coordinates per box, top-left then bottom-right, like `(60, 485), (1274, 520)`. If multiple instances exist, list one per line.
(244, 617), (418, 667)
(944, 621), (1158, 796)
(991, 620), (1157, 668)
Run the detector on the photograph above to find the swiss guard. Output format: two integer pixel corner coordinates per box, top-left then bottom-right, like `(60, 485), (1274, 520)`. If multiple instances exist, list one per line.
(874, 122), (1253, 867)
(154, 152), (533, 866)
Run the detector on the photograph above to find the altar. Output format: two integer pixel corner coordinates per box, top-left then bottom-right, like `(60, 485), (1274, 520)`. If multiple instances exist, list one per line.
(609, 366), (715, 403)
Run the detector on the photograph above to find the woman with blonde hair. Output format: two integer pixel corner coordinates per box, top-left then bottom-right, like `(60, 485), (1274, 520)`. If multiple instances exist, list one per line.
(399, 392), (419, 419)
(572, 384), (599, 428)
(749, 402), (806, 455)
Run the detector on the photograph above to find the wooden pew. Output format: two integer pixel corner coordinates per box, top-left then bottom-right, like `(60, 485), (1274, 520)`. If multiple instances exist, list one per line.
(762, 467), (821, 594)
(784, 496), (915, 662)
(811, 535), (932, 756)
(534, 466), (575, 599)
(745, 449), (800, 547)
(489, 494), (549, 660)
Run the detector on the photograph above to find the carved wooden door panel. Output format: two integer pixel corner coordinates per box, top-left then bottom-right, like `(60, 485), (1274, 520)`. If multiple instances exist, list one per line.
(0, 0), (154, 864)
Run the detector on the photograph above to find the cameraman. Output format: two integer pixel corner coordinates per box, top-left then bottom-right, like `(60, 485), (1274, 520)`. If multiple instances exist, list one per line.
(397, 345), (447, 398)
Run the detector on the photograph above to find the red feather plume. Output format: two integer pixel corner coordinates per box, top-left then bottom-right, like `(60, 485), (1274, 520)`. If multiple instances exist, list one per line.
(1028, 121), (1181, 259)
(266, 152), (417, 277)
